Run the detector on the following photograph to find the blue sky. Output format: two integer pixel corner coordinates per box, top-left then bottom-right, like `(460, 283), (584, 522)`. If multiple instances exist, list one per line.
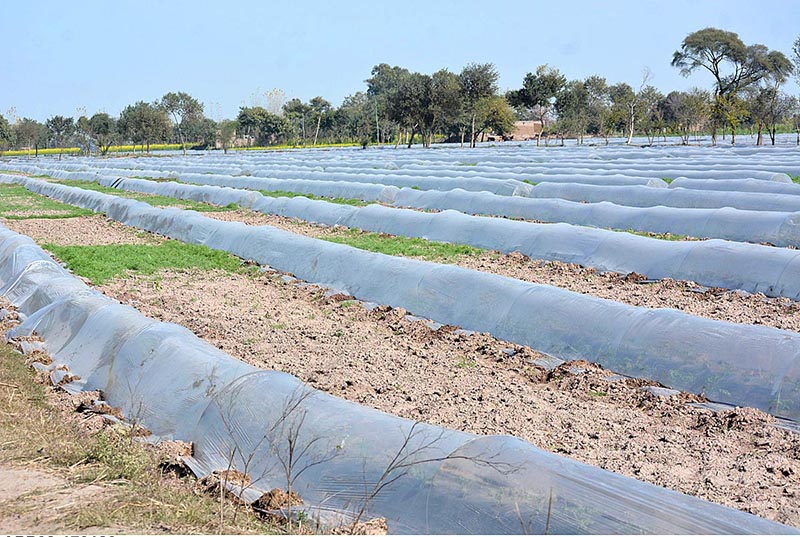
(2, 0), (799, 121)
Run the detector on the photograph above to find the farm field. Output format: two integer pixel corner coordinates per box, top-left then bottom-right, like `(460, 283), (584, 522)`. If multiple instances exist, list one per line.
(1, 143), (799, 533)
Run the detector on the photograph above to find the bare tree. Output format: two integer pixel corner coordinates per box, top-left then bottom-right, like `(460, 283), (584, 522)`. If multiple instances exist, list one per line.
(348, 421), (517, 532)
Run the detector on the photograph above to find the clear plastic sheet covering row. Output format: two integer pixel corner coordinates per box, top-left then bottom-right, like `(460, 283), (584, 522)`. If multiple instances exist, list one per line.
(5, 175), (800, 426)
(12, 172), (800, 302)
(1, 226), (797, 534)
(669, 178), (800, 196)
(529, 182), (800, 212)
(4, 161), (800, 247)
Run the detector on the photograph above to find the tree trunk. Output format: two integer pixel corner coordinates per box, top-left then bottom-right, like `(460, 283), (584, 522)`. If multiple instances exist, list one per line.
(756, 123), (763, 146)
(313, 115), (321, 146)
(711, 124), (717, 146)
(730, 125), (736, 145)
(627, 106), (635, 144)
(470, 113), (476, 148)
(407, 127), (415, 149)
(460, 130), (464, 148)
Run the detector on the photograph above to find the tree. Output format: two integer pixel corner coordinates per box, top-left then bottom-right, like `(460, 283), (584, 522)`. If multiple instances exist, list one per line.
(218, 120), (238, 153)
(430, 69), (464, 145)
(0, 114), (13, 153)
(473, 96), (516, 142)
(663, 88), (711, 144)
(672, 27), (790, 145)
(507, 64), (566, 145)
(791, 35), (800, 145)
(13, 118), (47, 157)
(45, 115), (75, 159)
(184, 117), (218, 149)
(366, 64), (411, 143)
(118, 101), (170, 153)
(584, 76), (614, 144)
(80, 113), (118, 155)
(307, 97), (333, 146)
(638, 86), (666, 144)
(282, 98), (312, 145)
(554, 79), (590, 145)
(160, 91), (204, 155)
(459, 63), (500, 148)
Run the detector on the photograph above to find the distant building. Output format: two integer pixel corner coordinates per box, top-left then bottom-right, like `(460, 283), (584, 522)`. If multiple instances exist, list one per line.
(507, 120), (543, 140)
(485, 120), (543, 142)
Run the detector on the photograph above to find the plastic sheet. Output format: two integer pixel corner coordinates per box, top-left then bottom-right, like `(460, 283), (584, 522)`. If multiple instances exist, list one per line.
(26, 173), (800, 301)
(5, 175), (800, 423)
(9, 159), (800, 248)
(530, 182), (800, 212)
(0, 225), (794, 533)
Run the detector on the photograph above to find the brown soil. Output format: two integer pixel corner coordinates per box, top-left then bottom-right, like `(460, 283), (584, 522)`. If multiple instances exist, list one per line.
(2, 214), (164, 246)
(254, 488), (304, 511)
(99, 268), (800, 526)
(0, 466), (117, 534)
(206, 210), (800, 332)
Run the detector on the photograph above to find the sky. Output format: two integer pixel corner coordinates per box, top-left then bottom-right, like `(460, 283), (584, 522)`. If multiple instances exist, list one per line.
(2, 0), (799, 122)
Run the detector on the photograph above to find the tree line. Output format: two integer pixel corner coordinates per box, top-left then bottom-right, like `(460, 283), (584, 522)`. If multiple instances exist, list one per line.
(1, 27), (800, 155)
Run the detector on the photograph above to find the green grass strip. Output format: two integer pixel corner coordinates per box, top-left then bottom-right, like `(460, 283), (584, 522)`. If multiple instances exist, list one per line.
(322, 229), (483, 262)
(48, 180), (236, 212)
(257, 189), (369, 206)
(0, 183), (94, 219)
(44, 240), (242, 285)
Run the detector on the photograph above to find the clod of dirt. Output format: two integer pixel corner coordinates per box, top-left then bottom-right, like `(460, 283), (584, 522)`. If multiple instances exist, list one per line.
(253, 488), (304, 511)
(331, 518), (389, 535)
(695, 406), (775, 434)
(195, 469), (252, 494)
(157, 440), (194, 477)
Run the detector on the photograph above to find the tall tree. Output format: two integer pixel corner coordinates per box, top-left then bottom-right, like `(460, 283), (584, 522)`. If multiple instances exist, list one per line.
(308, 97), (333, 146)
(217, 120), (238, 153)
(283, 98), (312, 145)
(663, 88), (711, 144)
(554, 79), (590, 145)
(672, 27), (790, 145)
(118, 101), (170, 153)
(366, 64), (411, 143)
(506, 64), (566, 145)
(0, 114), (13, 153)
(459, 63), (500, 148)
(45, 115), (75, 159)
(160, 92), (204, 155)
(13, 118), (47, 157)
(473, 96), (516, 142)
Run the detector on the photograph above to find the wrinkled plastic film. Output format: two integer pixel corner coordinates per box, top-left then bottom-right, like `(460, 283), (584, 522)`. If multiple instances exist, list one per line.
(1, 227), (796, 532)
(5, 176), (800, 422)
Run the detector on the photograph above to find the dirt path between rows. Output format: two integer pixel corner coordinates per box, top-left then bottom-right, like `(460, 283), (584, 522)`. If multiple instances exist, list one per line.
(205, 210), (800, 332)
(0, 465), (121, 534)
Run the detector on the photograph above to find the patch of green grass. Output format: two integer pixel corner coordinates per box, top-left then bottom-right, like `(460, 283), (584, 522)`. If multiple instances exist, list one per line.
(48, 180), (236, 212)
(322, 229), (483, 262)
(523, 179), (537, 185)
(455, 356), (477, 369)
(0, 183), (94, 219)
(791, 175), (800, 185)
(622, 228), (694, 241)
(256, 189), (368, 206)
(43, 240), (243, 285)
(458, 162), (478, 166)
(661, 177), (674, 184)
